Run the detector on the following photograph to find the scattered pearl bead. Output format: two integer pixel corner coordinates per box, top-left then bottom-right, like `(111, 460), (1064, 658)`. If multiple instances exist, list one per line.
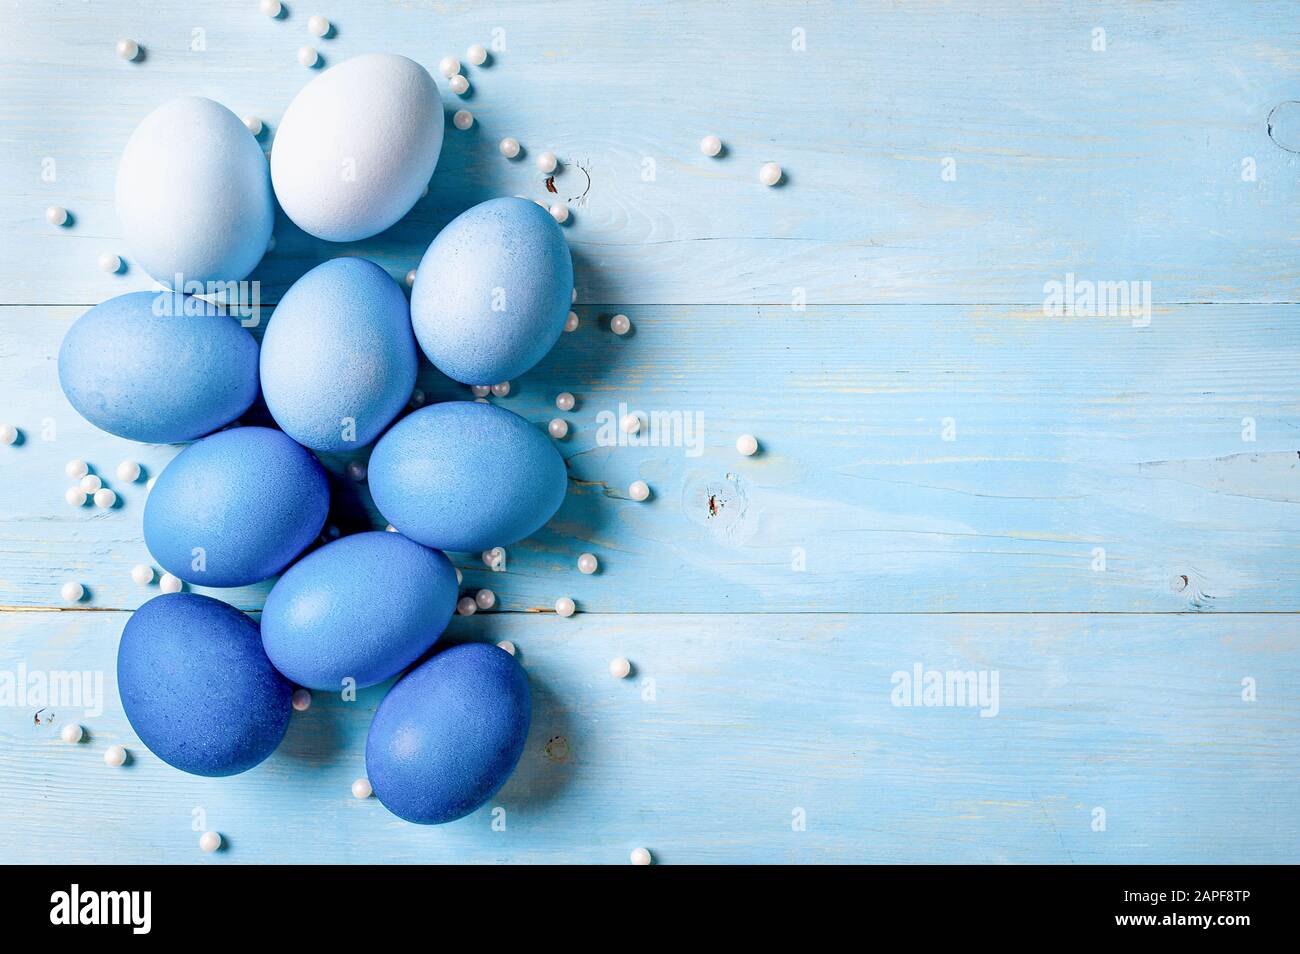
(453, 109), (474, 130)
(572, 288), (578, 303)
(536, 151), (558, 174)
(630, 847), (652, 865)
(405, 269), (417, 287)
(145, 476), (156, 492)
(577, 552), (599, 575)
(0, 424), (17, 445)
(466, 43), (487, 66)
(65, 459), (88, 479)
(159, 573), (183, 594)
(298, 46), (319, 67)
(609, 657), (632, 679)
(449, 74), (469, 95)
(65, 486), (87, 507)
(46, 205), (68, 226)
(736, 433), (759, 456)
(347, 461), (367, 482)
(351, 778), (372, 799)
(548, 418), (568, 439)
(291, 688), (312, 711)
(440, 56), (461, 78)
(307, 14), (330, 37)
(471, 384), (491, 397)
(496, 639), (515, 656)
(555, 597), (575, 618)
(131, 564), (154, 585)
(93, 488), (116, 509)
(700, 134), (722, 157)
(759, 162), (782, 186)
(564, 311), (579, 332)
(409, 388), (426, 407)
(60, 723), (83, 744)
(61, 581), (84, 603)
(534, 199), (548, 209)
(199, 831), (222, 853)
(620, 414), (640, 435)
(482, 547), (506, 571)
(385, 524), (397, 533)
(260, 0), (282, 16)
(475, 589), (496, 610)
(243, 115), (263, 136)
(99, 252), (122, 273)
(116, 459), (141, 482)
(457, 596), (478, 616)
(79, 474), (101, 492)
(116, 38), (139, 61)
(499, 137), (520, 159)
(456, 567), (463, 584)
(629, 480), (650, 501)
(549, 203), (569, 224)
(104, 744), (127, 767)
(610, 314), (631, 335)
(555, 391), (575, 411)
(491, 381), (511, 397)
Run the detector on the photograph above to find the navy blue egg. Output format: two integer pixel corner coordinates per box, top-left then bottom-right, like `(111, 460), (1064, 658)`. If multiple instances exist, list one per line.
(117, 593), (292, 777)
(144, 427), (329, 587)
(58, 291), (259, 443)
(261, 532), (457, 690)
(367, 401), (567, 552)
(410, 197), (573, 385)
(260, 258), (417, 452)
(366, 643), (531, 824)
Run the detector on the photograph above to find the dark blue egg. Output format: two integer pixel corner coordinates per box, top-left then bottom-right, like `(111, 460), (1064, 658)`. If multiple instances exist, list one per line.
(144, 427), (329, 587)
(261, 532), (457, 690)
(366, 643), (531, 824)
(117, 593), (292, 777)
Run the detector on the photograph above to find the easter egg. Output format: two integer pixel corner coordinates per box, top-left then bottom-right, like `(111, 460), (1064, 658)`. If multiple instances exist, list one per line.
(260, 258), (416, 452)
(271, 54), (443, 242)
(366, 643), (530, 824)
(58, 291), (259, 443)
(116, 97), (273, 287)
(368, 402), (567, 552)
(144, 427), (329, 587)
(118, 593), (292, 777)
(261, 532), (457, 690)
(410, 197), (573, 384)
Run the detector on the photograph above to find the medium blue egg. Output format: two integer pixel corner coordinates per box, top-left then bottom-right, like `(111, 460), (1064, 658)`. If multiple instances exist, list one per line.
(366, 643), (531, 824)
(144, 427), (329, 587)
(368, 402), (567, 552)
(261, 532), (457, 690)
(118, 593), (292, 777)
(260, 258), (416, 452)
(410, 197), (573, 384)
(58, 291), (259, 443)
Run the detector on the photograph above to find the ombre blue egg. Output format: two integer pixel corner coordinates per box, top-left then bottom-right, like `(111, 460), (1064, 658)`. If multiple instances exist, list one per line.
(260, 258), (417, 452)
(58, 291), (259, 443)
(144, 427), (329, 587)
(366, 643), (531, 825)
(117, 593), (292, 777)
(410, 197), (573, 385)
(367, 401), (567, 552)
(261, 532), (457, 690)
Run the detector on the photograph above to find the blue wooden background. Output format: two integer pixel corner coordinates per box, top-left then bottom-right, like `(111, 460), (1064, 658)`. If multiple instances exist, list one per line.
(2, 0), (1298, 863)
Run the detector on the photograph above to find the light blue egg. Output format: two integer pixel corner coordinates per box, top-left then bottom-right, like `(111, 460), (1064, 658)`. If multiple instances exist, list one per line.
(410, 198), (573, 384)
(260, 258), (416, 452)
(261, 532), (457, 690)
(368, 402), (567, 552)
(116, 97), (273, 288)
(366, 643), (530, 824)
(118, 593), (292, 777)
(58, 291), (259, 443)
(144, 427), (329, 587)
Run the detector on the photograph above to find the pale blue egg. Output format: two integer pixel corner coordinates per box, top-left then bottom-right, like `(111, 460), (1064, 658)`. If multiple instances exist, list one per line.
(367, 402), (568, 552)
(410, 198), (573, 384)
(260, 258), (417, 452)
(261, 532), (457, 690)
(116, 97), (273, 288)
(144, 427), (329, 587)
(58, 291), (259, 443)
(366, 643), (530, 824)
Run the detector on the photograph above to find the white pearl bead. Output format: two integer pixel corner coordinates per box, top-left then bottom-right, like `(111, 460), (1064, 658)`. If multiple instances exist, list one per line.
(555, 391), (575, 411)
(298, 46), (318, 67)
(475, 589), (496, 610)
(630, 847), (652, 865)
(243, 115), (263, 136)
(351, 778), (372, 799)
(736, 433), (759, 456)
(385, 524), (397, 533)
(609, 657), (631, 679)
(159, 573), (183, 594)
(572, 288), (578, 303)
(0, 424), (17, 445)
(116, 38), (139, 61)
(471, 385), (491, 397)
(759, 162), (782, 186)
(131, 564), (154, 585)
(555, 596), (575, 618)
(199, 831), (222, 853)
(456, 567), (463, 583)
(577, 552), (599, 574)
(564, 311), (579, 332)
(453, 109), (474, 130)
(457, 596), (478, 616)
(496, 639), (515, 656)
(548, 418), (568, 439)
(620, 414), (640, 435)
(347, 461), (367, 482)
(46, 206), (68, 226)
(79, 474), (101, 492)
(610, 314), (631, 335)
(60, 723), (83, 744)
(307, 14), (330, 37)
(482, 547), (506, 571)
(629, 480), (650, 501)
(145, 476), (156, 492)
(260, 0), (282, 16)
(499, 137), (520, 159)
(491, 381), (511, 397)
(93, 488), (116, 509)
(440, 56), (461, 78)
(405, 269), (417, 287)
(65, 486), (87, 507)
(536, 151), (558, 173)
(99, 252), (122, 273)
(549, 203), (569, 224)
(466, 44), (488, 66)
(65, 458), (88, 479)
(700, 134), (722, 157)
(449, 74), (469, 95)
(61, 581), (84, 603)
(116, 459), (141, 482)
(104, 744), (127, 767)
(291, 688), (312, 711)
(408, 388), (426, 409)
